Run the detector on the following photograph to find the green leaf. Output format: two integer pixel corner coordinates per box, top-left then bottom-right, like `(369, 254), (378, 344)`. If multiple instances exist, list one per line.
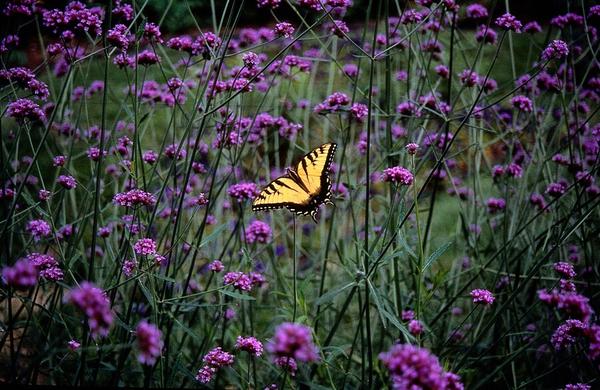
(220, 289), (256, 301)
(423, 241), (452, 271)
(198, 223), (227, 248)
(315, 282), (356, 306)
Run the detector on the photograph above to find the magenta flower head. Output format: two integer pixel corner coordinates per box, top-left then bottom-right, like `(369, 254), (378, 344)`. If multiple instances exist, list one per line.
(511, 95), (533, 112)
(195, 347), (235, 383)
(408, 319), (425, 336)
(245, 220), (272, 244)
(228, 182), (260, 202)
(470, 288), (495, 305)
(486, 197), (506, 213)
(7, 98), (46, 123)
(136, 320), (163, 365)
(274, 22), (295, 38)
(267, 322), (319, 363)
(113, 189), (157, 207)
(57, 175), (77, 189)
(26, 219), (52, 241)
(223, 271), (253, 291)
(405, 143), (419, 155)
(209, 260), (224, 272)
(235, 336), (264, 357)
(350, 103), (369, 122)
(541, 40), (569, 61)
(67, 281), (113, 339)
(68, 339), (81, 351)
(2, 259), (38, 289)
(494, 13), (523, 32)
(379, 343), (462, 389)
(134, 238), (157, 256)
(551, 319), (587, 350)
(553, 262), (576, 279)
(382, 166), (414, 185)
(27, 252), (63, 281)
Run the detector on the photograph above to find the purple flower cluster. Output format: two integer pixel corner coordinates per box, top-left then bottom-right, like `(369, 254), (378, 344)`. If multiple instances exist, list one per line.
(235, 336), (264, 356)
(382, 166), (414, 185)
(195, 347), (235, 383)
(228, 182), (260, 202)
(470, 289), (495, 305)
(541, 40), (569, 61)
(67, 281), (113, 339)
(379, 344), (463, 390)
(136, 320), (163, 365)
(7, 99), (46, 123)
(25, 219), (52, 241)
(113, 189), (157, 207)
(267, 322), (319, 363)
(133, 238), (157, 256)
(223, 271), (253, 291)
(245, 220), (272, 244)
(2, 259), (38, 288)
(27, 253), (63, 281)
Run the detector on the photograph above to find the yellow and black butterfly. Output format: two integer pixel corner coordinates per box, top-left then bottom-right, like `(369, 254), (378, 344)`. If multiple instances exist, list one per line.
(252, 142), (337, 222)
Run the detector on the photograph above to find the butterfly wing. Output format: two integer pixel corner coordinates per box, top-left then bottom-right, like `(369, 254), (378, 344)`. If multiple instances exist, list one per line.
(252, 177), (311, 211)
(294, 142), (337, 196)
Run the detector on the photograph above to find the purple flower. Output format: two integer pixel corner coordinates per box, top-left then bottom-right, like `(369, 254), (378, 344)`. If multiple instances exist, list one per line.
(470, 289), (495, 305)
(142, 150), (158, 164)
(350, 103), (369, 122)
(554, 262), (576, 279)
(511, 95), (533, 112)
(113, 189), (157, 207)
(495, 13), (523, 32)
(136, 320), (163, 365)
(408, 319), (425, 336)
(27, 253), (63, 281)
(565, 384), (591, 390)
(107, 24), (130, 50)
(329, 20), (349, 38)
(228, 182), (260, 202)
(67, 281), (113, 339)
(134, 238), (157, 256)
(267, 322), (319, 363)
(523, 21), (542, 34)
(274, 22), (295, 38)
(401, 309), (415, 321)
(195, 347), (235, 383)
(68, 340), (81, 351)
(26, 219), (52, 241)
(382, 166), (414, 185)
(486, 197), (506, 213)
(546, 182), (567, 197)
(257, 0), (281, 8)
(122, 258), (137, 277)
(465, 4), (488, 19)
(245, 220), (272, 244)
(209, 260), (224, 272)
(541, 40), (569, 61)
(7, 98), (45, 122)
(57, 175), (77, 189)
(551, 319), (587, 350)
(274, 356), (298, 376)
(223, 271), (253, 291)
(379, 343), (462, 390)
(2, 259), (38, 288)
(136, 50), (161, 66)
(235, 336), (264, 357)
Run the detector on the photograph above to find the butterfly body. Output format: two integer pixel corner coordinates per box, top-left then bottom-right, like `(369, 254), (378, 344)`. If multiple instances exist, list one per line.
(252, 143), (337, 222)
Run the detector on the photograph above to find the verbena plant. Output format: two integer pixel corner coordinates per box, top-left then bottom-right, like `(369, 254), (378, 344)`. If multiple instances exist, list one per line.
(1, 0), (599, 388)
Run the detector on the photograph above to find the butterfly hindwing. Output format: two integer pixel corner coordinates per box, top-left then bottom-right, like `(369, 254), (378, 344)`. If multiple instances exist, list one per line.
(252, 177), (311, 211)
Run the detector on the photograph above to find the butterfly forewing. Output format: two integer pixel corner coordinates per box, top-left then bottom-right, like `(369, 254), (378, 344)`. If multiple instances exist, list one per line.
(295, 143), (336, 194)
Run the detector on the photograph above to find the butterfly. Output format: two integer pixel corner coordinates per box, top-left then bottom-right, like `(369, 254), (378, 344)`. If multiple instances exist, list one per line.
(252, 142), (337, 222)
